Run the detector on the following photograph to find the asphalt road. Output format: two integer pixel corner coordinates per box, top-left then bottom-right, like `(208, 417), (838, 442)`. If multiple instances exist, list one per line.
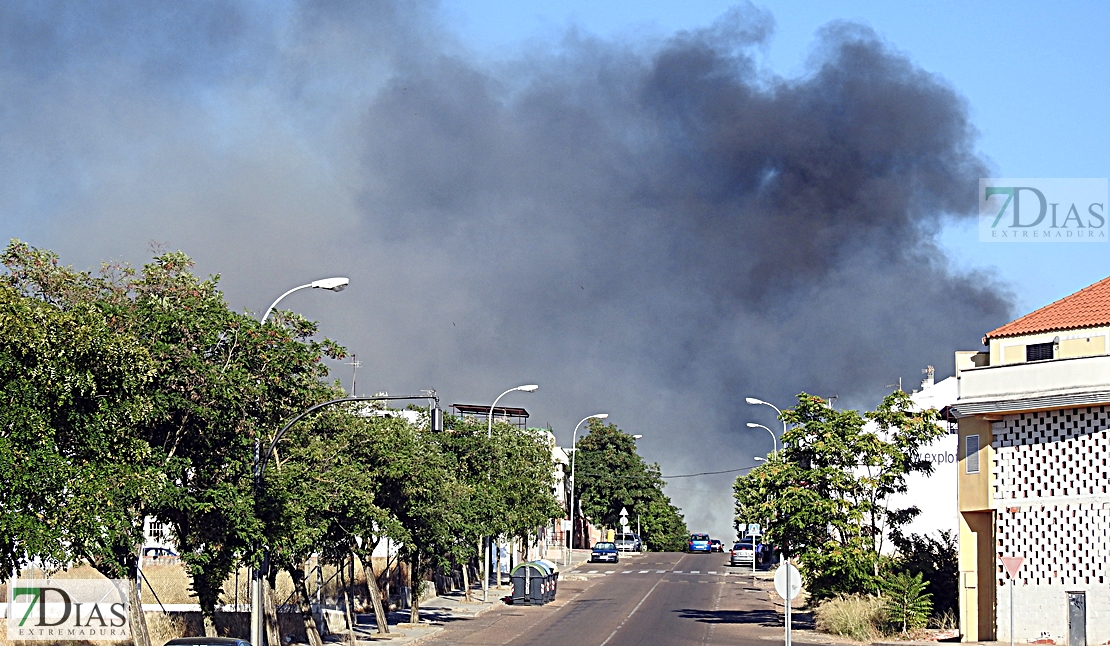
(423, 552), (808, 646)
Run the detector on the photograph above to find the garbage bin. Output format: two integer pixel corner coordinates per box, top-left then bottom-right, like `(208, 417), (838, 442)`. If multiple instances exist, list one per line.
(536, 559), (559, 602)
(510, 561), (552, 605)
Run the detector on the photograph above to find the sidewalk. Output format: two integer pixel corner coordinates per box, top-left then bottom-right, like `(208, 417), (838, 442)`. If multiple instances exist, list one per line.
(322, 551), (593, 645)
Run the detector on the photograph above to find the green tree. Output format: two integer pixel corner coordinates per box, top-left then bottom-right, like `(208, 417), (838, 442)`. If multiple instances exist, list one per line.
(0, 281), (161, 645)
(573, 420), (688, 551)
(2, 240), (344, 643)
(733, 391), (943, 600)
(891, 530), (958, 622)
(881, 571), (933, 633)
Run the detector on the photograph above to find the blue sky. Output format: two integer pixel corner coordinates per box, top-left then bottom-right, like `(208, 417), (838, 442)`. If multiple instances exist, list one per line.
(441, 0), (1110, 314)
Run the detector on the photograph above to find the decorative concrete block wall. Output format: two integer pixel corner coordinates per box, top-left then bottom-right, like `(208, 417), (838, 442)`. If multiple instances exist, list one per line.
(992, 407), (1110, 644)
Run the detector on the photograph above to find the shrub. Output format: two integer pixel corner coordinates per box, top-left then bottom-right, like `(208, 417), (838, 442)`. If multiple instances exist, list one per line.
(890, 530), (958, 623)
(881, 571), (933, 634)
(815, 594), (884, 641)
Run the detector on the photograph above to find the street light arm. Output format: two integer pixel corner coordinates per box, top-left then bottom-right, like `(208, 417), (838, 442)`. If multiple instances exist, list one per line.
(486, 384), (538, 439)
(746, 423), (778, 455)
(261, 283), (313, 324)
(258, 394), (438, 479)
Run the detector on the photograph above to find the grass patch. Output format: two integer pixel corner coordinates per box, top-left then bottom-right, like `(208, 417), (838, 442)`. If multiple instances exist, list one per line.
(814, 594), (884, 641)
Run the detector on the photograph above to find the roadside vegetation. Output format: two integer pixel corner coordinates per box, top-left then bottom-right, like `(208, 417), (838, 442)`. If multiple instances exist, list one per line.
(734, 392), (958, 636)
(0, 240), (563, 646)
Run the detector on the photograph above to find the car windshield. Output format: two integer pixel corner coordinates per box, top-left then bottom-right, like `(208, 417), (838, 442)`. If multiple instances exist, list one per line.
(594, 542), (616, 550)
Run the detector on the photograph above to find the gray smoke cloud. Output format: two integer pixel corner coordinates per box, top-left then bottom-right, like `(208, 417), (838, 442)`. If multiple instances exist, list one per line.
(0, 1), (1012, 536)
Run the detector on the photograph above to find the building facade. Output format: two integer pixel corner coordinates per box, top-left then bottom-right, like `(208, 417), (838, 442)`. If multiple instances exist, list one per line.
(953, 277), (1110, 644)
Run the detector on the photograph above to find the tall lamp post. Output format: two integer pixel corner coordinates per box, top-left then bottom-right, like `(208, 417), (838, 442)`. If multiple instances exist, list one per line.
(746, 397), (787, 442)
(251, 277), (348, 646)
(482, 384), (538, 602)
(746, 422), (778, 456)
(565, 413), (608, 567)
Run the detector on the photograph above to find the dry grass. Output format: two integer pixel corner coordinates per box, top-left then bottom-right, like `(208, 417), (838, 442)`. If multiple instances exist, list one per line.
(146, 613), (188, 646)
(814, 594), (885, 641)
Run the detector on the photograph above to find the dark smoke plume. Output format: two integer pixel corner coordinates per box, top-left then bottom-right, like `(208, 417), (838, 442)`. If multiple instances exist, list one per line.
(0, 1), (1011, 534)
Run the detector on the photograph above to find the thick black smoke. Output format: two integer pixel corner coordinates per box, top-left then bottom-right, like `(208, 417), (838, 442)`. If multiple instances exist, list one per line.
(0, 1), (1011, 534)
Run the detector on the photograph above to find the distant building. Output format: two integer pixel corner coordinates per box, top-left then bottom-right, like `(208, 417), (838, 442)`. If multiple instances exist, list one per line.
(885, 371), (959, 542)
(952, 276), (1110, 644)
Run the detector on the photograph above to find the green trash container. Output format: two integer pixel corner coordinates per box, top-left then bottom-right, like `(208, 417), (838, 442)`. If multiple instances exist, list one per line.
(510, 561), (551, 605)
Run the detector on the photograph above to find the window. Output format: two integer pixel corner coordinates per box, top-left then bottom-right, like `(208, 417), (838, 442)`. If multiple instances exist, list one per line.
(965, 435), (980, 474)
(147, 520), (167, 539)
(1026, 342), (1054, 362)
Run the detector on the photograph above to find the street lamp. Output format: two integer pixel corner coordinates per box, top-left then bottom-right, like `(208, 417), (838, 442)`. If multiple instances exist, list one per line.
(260, 277), (349, 323)
(754, 456), (766, 462)
(632, 434), (643, 439)
(746, 397), (787, 438)
(483, 384), (538, 601)
(746, 423), (778, 455)
(566, 413), (608, 567)
(252, 278), (348, 646)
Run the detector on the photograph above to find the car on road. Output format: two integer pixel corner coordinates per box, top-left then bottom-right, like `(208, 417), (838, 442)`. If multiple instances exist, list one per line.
(687, 533), (712, 553)
(729, 538), (759, 566)
(591, 541), (619, 563)
(615, 534), (642, 552)
(143, 547), (178, 559)
(709, 539), (723, 552)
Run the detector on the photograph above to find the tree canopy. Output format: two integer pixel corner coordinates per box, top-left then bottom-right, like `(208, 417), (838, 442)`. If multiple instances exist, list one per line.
(573, 420), (688, 551)
(733, 391), (944, 599)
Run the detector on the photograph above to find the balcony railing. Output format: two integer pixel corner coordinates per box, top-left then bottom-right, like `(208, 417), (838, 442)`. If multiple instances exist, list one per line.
(958, 354), (1110, 408)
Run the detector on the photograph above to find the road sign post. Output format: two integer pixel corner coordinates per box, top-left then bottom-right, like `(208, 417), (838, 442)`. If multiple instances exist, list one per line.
(746, 524), (762, 575)
(774, 560), (801, 646)
(1001, 556), (1024, 646)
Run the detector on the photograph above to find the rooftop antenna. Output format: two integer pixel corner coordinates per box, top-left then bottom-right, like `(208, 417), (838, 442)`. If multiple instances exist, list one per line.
(885, 377), (903, 392)
(346, 354), (362, 396)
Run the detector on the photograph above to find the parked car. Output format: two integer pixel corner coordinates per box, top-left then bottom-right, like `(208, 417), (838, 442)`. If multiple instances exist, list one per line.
(164, 639), (252, 646)
(709, 539), (723, 552)
(591, 541), (619, 563)
(143, 547), (178, 559)
(729, 538), (757, 566)
(615, 534), (642, 552)
(687, 533), (712, 553)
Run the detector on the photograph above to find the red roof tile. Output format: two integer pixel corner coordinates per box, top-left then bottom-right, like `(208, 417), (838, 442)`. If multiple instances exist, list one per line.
(986, 275), (1110, 340)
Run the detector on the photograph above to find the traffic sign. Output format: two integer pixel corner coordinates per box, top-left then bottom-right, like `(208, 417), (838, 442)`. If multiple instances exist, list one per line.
(774, 562), (802, 600)
(1001, 556), (1024, 579)
(619, 517), (629, 527)
(620, 507), (629, 517)
(747, 523), (762, 536)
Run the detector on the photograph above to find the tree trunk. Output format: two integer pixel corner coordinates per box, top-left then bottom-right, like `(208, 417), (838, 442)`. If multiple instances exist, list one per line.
(339, 556), (356, 646)
(203, 614), (218, 637)
(358, 555), (390, 634)
(495, 540), (502, 588)
(461, 559), (472, 602)
(263, 575), (281, 646)
(127, 574), (153, 646)
(291, 566), (324, 646)
(408, 553), (419, 625)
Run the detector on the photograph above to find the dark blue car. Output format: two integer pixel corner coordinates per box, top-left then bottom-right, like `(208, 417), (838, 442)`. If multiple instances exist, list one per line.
(687, 533), (712, 553)
(590, 541), (619, 563)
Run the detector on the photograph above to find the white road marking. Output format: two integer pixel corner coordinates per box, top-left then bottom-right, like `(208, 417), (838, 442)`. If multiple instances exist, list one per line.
(708, 571), (717, 575)
(588, 570), (598, 574)
(638, 570), (649, 574)
(690, 570), (700, 574)
(599, 573), (666, 646)
(622, 570), (633, 574)
(655, 570), (665, 573)
(671, 571), (682, 574)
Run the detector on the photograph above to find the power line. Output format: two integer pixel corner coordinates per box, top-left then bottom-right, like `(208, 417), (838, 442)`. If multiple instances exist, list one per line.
(661, 466), (755, 479)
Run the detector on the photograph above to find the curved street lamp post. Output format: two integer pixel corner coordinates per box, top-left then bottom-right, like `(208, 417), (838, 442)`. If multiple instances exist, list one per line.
(250, 278), (347, 646)
(482, 385), (538, 601)
(565, 413), (608, 568)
